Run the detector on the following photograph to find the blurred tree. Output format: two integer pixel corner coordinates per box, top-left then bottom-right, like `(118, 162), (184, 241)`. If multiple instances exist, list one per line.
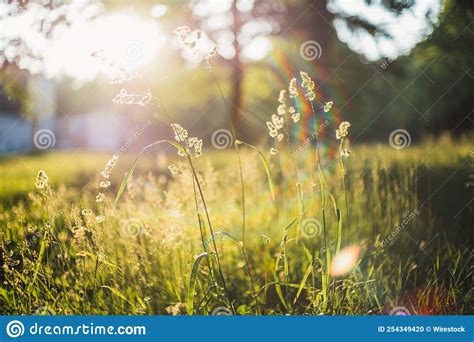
(346, 0), (474, 139)
(186, 0), (439, 138)
(184, 0), (285, 138)
(0, 66), (29, 115)
(411, 0), (474, 134)
(0, 0), (102, 149)
(0, 0), (102, 70)
(2, 0), (470, 144)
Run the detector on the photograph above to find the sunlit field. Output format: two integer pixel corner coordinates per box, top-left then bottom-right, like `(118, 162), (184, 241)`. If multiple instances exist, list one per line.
(1, 135), (472, 315)
(1, 0), (473, 321)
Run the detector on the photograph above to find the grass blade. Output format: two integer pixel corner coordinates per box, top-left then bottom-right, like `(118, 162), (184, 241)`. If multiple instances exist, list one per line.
(114, 140), (179, 208)
(186, 252), (209, 315)
(30, 229), (48, 290)
(101, 285), (135, 307)
(284, 210), (307, 232)
(273, 257), (289, 311)
(236, 141), (275, 201)
(294, 262), (313, 304)
(328, 192), (343, 255)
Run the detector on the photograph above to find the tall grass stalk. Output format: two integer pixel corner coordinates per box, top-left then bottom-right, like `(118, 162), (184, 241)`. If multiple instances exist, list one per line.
(207, 68), (246, 239)
(338, 138), (351, 236)
(284, 127), (306, 243)
(146, 101), (223, 308)
(309, 100), (329, 304)
(185, 152), (236, 314)
(114, 138), (235, 312)
(191, 176), (218, 300)
(207, 67), (260, 314)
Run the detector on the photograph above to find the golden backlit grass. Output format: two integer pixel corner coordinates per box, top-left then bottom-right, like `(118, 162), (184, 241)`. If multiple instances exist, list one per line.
(0, 135), (472, 315)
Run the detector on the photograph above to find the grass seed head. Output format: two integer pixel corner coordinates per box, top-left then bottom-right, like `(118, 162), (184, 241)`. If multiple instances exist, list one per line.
(336, 121), (351, 140)
(35, 170), (49, 190)
(171, 123), (188, 143)
(278, 89), (287, 104)
(95, 193), (105, 203)
(289, 77), (298, 98)
(300, 71), (316, 101)
(99, 180), (111, 189)
(100, 155), (118, 179)
(323, 101), (333, 112)
(168, 164), (180, 176)
(292, 112), (301, 123)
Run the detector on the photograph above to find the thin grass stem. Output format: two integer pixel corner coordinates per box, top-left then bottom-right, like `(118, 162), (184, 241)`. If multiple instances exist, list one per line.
(185, 152), (235, 314)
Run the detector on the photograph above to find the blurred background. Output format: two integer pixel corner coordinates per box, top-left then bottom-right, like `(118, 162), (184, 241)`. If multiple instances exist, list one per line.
(0, 0), (472, 155)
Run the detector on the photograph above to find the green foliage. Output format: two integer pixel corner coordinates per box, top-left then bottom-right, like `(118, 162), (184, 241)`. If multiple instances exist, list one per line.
(0, 136), (472, 315)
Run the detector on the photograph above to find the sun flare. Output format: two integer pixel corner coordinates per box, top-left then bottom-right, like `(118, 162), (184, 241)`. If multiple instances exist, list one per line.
(43, 13), (165, 81)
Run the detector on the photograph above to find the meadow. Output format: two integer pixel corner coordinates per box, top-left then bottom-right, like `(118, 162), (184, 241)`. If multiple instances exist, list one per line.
(0, 0), (472, 322)
(0, 132), (472, 315)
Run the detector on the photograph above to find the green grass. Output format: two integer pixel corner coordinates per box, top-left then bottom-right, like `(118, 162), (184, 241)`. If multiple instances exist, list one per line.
(0, 151), (159, 208)
(0, 136), (472, 315)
